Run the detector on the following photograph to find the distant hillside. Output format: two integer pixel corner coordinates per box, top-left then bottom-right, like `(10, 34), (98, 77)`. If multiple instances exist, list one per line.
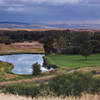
(0, 22), (100, 29)
(0, 22), (30, 25)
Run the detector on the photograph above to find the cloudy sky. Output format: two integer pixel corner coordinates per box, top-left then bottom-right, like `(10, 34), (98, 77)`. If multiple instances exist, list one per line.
(0, 0), (100, 23)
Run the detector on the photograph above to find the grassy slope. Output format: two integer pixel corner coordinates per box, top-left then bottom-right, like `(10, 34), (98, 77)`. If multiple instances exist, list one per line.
(0, 61), (13, 73)
(45, 54), (100, 68)
(0, 61), (17, 80)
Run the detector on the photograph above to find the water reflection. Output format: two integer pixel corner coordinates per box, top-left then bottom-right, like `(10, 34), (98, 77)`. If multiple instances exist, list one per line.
(0, 54), (49, 74)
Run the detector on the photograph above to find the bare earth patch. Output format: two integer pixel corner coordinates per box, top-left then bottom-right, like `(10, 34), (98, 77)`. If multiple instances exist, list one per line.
(0, 41), (44, 54)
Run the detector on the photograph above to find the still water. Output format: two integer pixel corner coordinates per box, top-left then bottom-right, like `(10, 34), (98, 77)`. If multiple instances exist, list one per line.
(0, 54), (50, 74)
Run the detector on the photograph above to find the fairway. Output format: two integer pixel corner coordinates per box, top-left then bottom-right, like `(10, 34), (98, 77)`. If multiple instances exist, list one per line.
(45, 54), (100, 68)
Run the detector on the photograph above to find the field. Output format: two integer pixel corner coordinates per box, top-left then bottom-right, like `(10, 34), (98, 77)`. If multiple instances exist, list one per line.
(0, 41), (44, 55)
(45, 54), (100, 68)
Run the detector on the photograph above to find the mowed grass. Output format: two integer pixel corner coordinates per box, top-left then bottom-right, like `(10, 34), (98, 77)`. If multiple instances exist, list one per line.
(46, 54), (100, 68)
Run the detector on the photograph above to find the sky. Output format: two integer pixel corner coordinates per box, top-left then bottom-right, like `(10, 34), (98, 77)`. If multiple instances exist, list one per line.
(0, 0), (100, 24)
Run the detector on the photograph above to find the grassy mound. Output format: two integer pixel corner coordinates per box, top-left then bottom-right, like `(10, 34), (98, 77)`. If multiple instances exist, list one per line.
(0, 61), (14, 81)
(0, 61), (14, 74)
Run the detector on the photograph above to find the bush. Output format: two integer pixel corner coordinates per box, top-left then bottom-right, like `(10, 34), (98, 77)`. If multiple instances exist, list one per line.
(32, 62), (41, 75)
(48, 72), (100, 96)
(4, 84), (40, 98)
(91, 70), (97, 75)
(43, 57), (58, 69)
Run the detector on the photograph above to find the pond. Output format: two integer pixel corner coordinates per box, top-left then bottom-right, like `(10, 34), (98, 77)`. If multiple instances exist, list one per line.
(0, 54), (51, 75)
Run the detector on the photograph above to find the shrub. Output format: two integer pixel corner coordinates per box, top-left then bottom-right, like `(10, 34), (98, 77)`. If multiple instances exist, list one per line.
(32, 62), (41, 75)
(4, 84), (40, 98)
(43, 57), (58, 69)
(91, 70), (97, 75)
(48, 72), (100, 96)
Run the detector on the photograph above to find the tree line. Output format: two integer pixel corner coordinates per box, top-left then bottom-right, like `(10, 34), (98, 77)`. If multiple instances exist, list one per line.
(0, 30), (100, 55)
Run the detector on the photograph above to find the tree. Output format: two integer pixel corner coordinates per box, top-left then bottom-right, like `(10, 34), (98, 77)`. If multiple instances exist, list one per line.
(55, 36), (67, 53)
(80, 41), (93, 60)
(73, 31), (91, 45)
(32, 62), (41, 75)
(41, 36), (56, 55)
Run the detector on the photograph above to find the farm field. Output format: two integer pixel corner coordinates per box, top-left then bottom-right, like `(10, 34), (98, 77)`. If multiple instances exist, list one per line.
(45, 54), (100, 68)
(0, 41), (44, 55)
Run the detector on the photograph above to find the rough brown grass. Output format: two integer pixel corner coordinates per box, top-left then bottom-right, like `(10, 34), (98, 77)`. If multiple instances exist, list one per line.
(0, 93), (100, 100)
(0, 41), (44, 54)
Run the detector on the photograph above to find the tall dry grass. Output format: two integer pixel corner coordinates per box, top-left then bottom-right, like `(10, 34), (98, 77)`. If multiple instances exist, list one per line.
(0, 93), (100, 100)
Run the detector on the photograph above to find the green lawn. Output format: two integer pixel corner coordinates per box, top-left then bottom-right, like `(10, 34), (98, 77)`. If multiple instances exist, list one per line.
(45, 54), (100, 68)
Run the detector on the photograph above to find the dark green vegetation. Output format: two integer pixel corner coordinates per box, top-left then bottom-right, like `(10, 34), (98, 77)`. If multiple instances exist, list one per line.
(0, 30), (100, 55)
(4, 84), (40, 98)
(48, 72), (100, 96)
(4, 72), (100, 97)
(80, 40), (93, 60)
(32, 62), (41, 75)
(45, 54), (100, 68)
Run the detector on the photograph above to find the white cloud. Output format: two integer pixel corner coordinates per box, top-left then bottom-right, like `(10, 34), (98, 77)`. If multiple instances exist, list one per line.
(4, 6), (28, 12)
(24, 0), (80, 4)
(1, 0), (100, 13)
(1, 0), (100, 7)
(0, 0), (4, 5)
(0, 0), (81, 12)
(1, 0), (100, 6)
(17, 0), (81, 5)
(2, 0), (82, 5)
(5, 7), (16, 12)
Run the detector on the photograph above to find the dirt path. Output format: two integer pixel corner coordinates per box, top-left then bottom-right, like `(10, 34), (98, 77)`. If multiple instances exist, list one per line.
(0, 68), (80, 89)
(0, 75), (55, 88)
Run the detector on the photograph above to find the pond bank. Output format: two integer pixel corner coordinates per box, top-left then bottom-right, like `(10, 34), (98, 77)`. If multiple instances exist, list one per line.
(0, 54), (47, 75)
(0, 52), (44, 56)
